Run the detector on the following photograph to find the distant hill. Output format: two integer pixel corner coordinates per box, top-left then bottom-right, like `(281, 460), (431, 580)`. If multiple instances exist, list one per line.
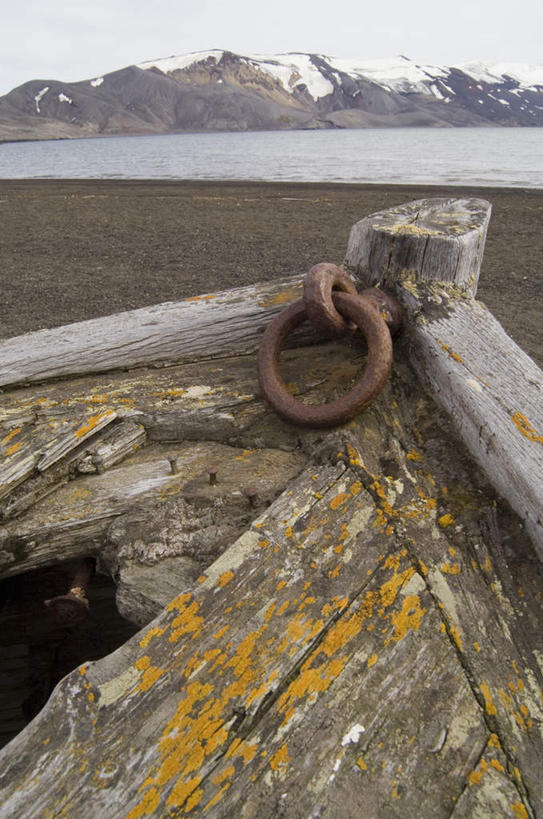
(1, 50), (542, 142)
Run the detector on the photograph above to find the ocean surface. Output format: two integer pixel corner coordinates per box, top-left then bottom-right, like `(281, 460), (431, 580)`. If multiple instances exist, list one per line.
(0, 127), (541, 188)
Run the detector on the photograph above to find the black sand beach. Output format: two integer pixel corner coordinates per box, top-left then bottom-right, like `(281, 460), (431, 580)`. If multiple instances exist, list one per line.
(0, 179), (541, 366)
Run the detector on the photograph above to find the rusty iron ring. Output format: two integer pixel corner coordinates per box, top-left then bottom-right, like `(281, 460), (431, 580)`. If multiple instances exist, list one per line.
(303, 263), (358, 337)
(257, 291), (393, 428)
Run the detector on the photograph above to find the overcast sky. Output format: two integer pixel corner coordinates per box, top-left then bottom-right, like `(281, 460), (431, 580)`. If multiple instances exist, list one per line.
(1, 0), (541, 96)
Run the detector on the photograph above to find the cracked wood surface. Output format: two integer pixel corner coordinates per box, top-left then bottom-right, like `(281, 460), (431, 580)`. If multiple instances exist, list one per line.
(0, 197), (542, 817)
(0, 275), (309, 389)
(0, 364), (541, 818)
(346, 196), (543, 558)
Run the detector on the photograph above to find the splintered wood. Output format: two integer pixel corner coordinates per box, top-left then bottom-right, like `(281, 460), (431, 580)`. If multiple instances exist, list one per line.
(0, 198), (542, 818)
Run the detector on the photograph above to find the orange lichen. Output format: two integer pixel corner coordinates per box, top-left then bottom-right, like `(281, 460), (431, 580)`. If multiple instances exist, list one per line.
(406, 449), (424, 462)
(218, 570), (235, 588)
(367, 654), (378, 668)
(440, 562), (461, 575)
(269, 744), (290, 774)
(480, 682), (498, 715)
(511, 802), (529, 819)
(1, 427), (21, 445)
(330, 493), (350, 510)
(385, 595), (426, 644)
(5, 441), (23, 456)
(139, 626), (167, 649)
(438, 513), (455, 528)
(437, 338), (463, 363)
(74, 410), (115, 438)
(512, 412), (543, 444)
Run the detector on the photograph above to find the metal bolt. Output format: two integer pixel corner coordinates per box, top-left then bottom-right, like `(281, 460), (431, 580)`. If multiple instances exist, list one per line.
(244, 486), (258, 507)
(208, 466), (218, 486)
(44, 557), (96, 624)
(168, 455), (179, 475)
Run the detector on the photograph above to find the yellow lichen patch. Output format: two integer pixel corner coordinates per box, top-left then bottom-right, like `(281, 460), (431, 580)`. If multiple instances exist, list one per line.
(218, 570), (235, 588)
(438, 513), (455, 528)
(436, 339), (463, 363)
(212, 765), (235, 787)
(126, 785), (161, 817)
(357, 756), (368, 771)
(488, 733), (501, 749)
(468, 758), (488, 786)
(350, 481), (363, 496)
(203, 783), (230, 812)
(511, 801), (529, 819)
(258, 539), (269, 549)
(74, 410), (115, 438)
(330, 493), (350, 510)
(490, 758), (505, 773)
(480, 682), (498, 715)
(512, 412), (543, 445)
(152, 387), (186, 399)
(1, 427), (21, 445)
(449, 625), (463, 650)
(440, 562), (461, 575)
(367, 654), (378, 668)
(258, 287), (300, 308)
(134, 656), (165, 693)
(406, 449), (424, 462)
(269, 744), (290, 774)
(139, 625), (167, 649)
(346, 443), (362, 466)
(184, 789), (204, 812)
(328, 563), (342, 579)
(4, 441), (23, 456)
(168, 597), (204, 644)
(198, 575), (207, 584)
(385, 595), (426, 644)
(474, 642), (481, 652)
(213, 625), (230, 640)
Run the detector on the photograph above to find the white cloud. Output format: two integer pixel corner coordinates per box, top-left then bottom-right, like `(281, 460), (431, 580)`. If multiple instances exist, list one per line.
(0, 0), (541, 96)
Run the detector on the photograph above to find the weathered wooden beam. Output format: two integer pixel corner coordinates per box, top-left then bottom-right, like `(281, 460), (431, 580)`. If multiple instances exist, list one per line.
(0, 276), (308, 389)
(345, 197), (543, 559)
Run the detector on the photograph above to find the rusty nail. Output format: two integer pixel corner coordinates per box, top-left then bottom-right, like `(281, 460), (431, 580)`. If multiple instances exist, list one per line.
(244, 486), (258, 507)
(168, 455), (179, 475)
(208, 466), (218, 486)
(44, 557), (96, 624)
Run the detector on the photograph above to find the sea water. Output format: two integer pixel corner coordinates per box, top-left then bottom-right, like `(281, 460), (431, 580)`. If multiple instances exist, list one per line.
(0, 127), (541, 188)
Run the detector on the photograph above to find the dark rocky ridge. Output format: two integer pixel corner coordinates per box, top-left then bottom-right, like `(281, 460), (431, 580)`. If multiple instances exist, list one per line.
(0, 50), (541, 142)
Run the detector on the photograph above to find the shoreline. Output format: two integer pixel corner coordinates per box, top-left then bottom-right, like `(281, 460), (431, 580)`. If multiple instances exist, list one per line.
(0, 178), (541, 367)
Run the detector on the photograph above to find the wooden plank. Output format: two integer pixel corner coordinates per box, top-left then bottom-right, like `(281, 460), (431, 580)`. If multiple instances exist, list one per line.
(0, 440), (306, 585)
(1, 420), (146, 520)
(0, 276), (308, 388)
(345, 196), (543, 559)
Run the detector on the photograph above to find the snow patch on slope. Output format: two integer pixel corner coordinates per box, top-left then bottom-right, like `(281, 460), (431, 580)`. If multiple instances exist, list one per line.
(456, 62), (543, 88)
(138, 50), (225, 74)
(252, 53), (334, 99)
(34, 86), (49, 113)
(328, 55), (447, 96)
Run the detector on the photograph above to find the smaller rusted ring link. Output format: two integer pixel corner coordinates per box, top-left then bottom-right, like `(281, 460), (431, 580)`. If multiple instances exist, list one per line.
(257, 268), (402, 428)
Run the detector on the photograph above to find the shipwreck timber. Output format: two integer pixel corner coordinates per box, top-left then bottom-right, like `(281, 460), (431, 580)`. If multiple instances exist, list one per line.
(0, 198), (542, 818)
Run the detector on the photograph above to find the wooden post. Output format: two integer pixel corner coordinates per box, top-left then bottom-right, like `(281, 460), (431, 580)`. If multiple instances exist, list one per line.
(346, 197), (543, 558)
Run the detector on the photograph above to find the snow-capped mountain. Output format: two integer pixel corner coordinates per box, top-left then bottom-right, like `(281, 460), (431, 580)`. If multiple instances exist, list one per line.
(1, 50), (542, 142)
